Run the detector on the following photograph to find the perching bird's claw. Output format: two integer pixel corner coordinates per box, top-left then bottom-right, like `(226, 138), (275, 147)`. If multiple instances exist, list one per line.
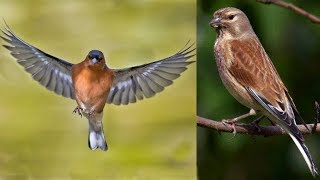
(250, 115), (265, 133)
(222, 119), (237, 136)
(250, 121), (262, 133)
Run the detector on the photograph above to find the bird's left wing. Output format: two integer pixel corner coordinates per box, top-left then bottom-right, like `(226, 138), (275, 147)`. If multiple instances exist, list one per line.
(1, 24), (75, 99)
(107, 43), (195, 105)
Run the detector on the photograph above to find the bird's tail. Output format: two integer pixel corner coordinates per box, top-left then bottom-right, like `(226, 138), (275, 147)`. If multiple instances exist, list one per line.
(288, 133), (318, 177)
(88, 122), (108, 151)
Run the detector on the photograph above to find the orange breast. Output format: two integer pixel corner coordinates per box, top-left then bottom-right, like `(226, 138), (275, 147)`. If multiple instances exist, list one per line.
(71, 64), (114, 113)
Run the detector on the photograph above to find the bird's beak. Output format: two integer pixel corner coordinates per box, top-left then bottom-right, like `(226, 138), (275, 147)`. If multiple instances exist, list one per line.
(210, 17), (221, 28)
(91, 58), (98, 64)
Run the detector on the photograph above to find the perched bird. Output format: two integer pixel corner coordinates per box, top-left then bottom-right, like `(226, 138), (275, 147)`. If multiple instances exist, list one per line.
(210, 7), (318, 176)
(1, 24), (195, 151)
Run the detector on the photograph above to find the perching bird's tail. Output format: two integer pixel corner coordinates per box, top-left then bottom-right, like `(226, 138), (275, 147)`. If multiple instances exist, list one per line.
(288, 133), (318, 177)
(88, 121), (108, 151)
(247, 88), (318, 176)
(276, 114), (318, 177)
(270, 114), (318, 177)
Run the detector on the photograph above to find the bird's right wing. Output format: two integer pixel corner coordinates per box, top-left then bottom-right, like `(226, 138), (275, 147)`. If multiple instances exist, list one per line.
(1, 24), (75, 99)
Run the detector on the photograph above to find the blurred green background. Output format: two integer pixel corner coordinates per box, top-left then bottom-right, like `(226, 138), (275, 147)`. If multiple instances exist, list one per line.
(0, 0), (196, 179)
(197, 1), (320, 180)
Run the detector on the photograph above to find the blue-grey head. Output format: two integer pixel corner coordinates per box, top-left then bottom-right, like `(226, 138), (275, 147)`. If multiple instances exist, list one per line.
(87, 50), (105, 65)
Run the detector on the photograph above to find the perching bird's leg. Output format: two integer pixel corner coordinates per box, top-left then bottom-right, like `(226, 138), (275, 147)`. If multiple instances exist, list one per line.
(222, 109), (257, 135)
(73, 106), (83, 118)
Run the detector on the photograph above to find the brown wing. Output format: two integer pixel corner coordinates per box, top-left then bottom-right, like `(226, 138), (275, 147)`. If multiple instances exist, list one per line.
(228, 38), (305, 141)
(228, 39), (286, 108)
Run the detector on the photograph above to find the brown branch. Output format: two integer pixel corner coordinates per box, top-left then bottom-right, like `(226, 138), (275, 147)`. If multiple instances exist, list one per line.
(197, 101), (320, 136)
(197, 116), (320, 136)
(257, 0), (320, 24)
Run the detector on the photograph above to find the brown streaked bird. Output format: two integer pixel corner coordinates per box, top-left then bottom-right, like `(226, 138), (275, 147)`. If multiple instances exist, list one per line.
(1, 24), (195, 151)
(210, 7), (318, 176)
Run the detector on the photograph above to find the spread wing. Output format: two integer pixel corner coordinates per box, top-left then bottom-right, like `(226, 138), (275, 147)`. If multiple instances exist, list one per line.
(228, 39), (305, 141)
(107, 42), (195, 105)
(1, 24), (75, 99)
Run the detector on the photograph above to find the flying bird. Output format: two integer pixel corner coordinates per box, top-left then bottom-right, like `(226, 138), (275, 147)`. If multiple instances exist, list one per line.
(210, 7), (318, 176)
(1, 24), (195, 151)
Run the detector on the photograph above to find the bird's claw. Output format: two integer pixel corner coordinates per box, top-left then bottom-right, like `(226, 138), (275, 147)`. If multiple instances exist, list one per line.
(250, 121), (262, 132)
(250, 115), (265, 133)
(222, 119), (237, 136)
(73, 106), (83, 118)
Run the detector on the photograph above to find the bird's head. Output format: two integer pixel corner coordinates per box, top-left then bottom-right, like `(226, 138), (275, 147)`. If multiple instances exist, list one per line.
(210, 7), (253, 39)
(86, 50), (106, 67)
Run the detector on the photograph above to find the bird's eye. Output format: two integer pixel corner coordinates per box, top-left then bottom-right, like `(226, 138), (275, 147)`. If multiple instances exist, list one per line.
(228, 14), (235, 20)
(88, 55), (92, 59)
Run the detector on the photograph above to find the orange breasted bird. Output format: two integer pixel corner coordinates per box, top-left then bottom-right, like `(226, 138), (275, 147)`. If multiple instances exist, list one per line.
(1, 24), (195, 151)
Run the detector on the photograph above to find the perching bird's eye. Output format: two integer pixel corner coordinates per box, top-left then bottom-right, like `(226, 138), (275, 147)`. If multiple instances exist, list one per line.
(228, 14), (235, 20)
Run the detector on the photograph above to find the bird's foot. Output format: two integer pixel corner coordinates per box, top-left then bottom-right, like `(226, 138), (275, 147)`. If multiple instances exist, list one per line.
(250, 121), (261, 133)
(221, 109), (257, 136)
(222, 119), (237, 136)
(73, 106), (83, 118)
(250, 115), (265, 132)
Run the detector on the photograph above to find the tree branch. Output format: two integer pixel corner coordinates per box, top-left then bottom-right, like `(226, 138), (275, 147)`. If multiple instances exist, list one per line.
(197, 102), (320, 137)
(197, 116), (320, 136)
(257, 0), (320, 24)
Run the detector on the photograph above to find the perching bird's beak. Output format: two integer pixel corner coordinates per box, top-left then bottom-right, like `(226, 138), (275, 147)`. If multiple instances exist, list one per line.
(91, 58), (98, 64)
(210, 17), (221, 28)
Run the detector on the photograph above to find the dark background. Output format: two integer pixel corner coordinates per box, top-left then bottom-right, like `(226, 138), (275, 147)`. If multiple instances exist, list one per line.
(197, 1), (320, 179)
